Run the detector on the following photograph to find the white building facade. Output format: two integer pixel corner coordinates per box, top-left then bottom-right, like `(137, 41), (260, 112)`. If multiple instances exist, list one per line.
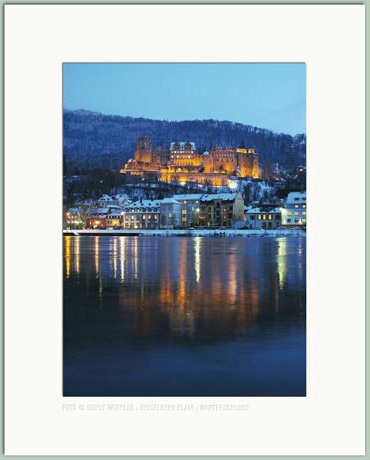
(122, 200), (161, 229)
(245, 207), (282, 229)
(281, 191), (306, 227)
(172, 194), (203, 227)
(160, 198), (182, 229)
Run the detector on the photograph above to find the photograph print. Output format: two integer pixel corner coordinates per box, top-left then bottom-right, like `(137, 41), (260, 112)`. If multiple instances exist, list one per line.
(63, 63), (306, 397)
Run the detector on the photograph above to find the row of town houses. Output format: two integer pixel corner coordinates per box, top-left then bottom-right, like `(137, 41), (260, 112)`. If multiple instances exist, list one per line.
(65, 191), (306, 230)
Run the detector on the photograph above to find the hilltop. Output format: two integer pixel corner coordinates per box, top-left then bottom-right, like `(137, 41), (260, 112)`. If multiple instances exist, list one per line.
(63, 109), (306, 172)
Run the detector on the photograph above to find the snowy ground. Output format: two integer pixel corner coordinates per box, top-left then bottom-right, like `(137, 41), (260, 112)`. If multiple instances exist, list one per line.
(64, 228), (306, 238)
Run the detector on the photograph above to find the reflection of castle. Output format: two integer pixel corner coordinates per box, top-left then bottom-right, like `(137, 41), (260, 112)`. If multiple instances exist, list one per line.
(122, 136), (266, 186)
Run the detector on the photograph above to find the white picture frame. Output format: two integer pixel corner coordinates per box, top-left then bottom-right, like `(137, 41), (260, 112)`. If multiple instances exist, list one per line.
(4, 4), (365, 455)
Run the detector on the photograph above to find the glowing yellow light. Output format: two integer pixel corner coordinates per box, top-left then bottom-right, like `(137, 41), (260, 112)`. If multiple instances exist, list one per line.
(95, 236), (99, 277)
(74, 236), (80, 274)
(133, 237), (138, 280)
(277, 237), (287, 289)
(113, 238), (117, 279)
(120, 237), (125, 281)
(65, 236), (71, 279)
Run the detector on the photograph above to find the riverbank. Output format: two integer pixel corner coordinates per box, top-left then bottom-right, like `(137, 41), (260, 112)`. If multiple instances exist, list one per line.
(63, 228), (306, 237)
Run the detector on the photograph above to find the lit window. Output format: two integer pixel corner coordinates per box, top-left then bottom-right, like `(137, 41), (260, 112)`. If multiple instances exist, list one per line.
(295, 205), (299, 208)
(302, 211), (306, 215)
(169, 212), (172, 218)
(196, 201), (198, 204)
(263, 215), (266, 220)
(268, 215), (272, 220)
(182, 210), (187, 215)
(184, 201), (187, 204)
(191, 207), (194, 211)
(258, 215), (261, 220)
(295, 211), (299, 215)
(288, 211), (292, 215)
(302, 219), (306, 222)
(303, 204), (306, 208)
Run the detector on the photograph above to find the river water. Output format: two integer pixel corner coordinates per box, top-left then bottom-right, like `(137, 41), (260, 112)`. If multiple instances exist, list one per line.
(64, 235), (306, 396)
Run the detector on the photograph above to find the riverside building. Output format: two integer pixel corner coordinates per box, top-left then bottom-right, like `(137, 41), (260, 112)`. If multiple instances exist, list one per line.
(199, 192), (245, 228)
(281, 191), (306, 228)
(121, 200), (161, 229)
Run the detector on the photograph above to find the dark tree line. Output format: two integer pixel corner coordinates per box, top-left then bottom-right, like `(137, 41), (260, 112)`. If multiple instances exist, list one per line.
(63, 109), (306, 173)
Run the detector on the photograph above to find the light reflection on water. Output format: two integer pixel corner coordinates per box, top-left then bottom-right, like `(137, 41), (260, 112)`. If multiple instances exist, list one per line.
(64, 236), (306, 396)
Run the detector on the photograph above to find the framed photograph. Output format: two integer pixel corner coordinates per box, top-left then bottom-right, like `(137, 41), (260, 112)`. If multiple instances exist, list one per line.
(63, 62), (307, 398)
(4, 4), (365, 456)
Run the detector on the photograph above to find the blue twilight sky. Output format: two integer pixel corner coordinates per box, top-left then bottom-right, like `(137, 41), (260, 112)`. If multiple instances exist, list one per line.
(63, 63), (306, 136)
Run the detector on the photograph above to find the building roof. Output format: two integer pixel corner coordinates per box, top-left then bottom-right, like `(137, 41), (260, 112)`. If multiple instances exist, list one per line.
(97, 195), (114, 202)
(161, 198), (181, 204)
(123, 200), (161, 209)
(246, 207), (281, 214)
(172, 194), (203, 201)
(286, 191), (306, 204)
(87, 207), (110, 215)
(114, 193), (131, 202)
(170, 142), (196, 150)
(201, 193), (238, 202)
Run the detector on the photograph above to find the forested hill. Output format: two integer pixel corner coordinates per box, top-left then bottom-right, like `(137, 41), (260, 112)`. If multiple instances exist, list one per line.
(63, 109), (306, 171)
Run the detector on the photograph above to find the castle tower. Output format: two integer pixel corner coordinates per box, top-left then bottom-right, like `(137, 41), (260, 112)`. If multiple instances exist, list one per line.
(135, 136), (153, 163)
(236, 148), (260, 178)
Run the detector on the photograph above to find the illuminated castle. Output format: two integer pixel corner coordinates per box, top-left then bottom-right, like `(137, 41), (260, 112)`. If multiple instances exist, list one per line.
(122, 136), (266, 186)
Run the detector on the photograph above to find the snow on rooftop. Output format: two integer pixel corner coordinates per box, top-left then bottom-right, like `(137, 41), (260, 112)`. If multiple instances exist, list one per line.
(161, 198), (181, 204)
(67, 207), (81, 214)
(286, 191), (306, 204)
(97, 195), (114, 201)
(114, 194), (130, 201)
(172, 194), (203, 201)
(246, 207), (281, 214)
(123, 200), (161, 208)
(87, 207), (110, 215)
(201, 193), (238, 202)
